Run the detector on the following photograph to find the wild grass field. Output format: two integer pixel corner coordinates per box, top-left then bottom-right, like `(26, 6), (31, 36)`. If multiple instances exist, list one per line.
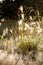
(0, 0), (43, 65)
(0, 17), (43, 65)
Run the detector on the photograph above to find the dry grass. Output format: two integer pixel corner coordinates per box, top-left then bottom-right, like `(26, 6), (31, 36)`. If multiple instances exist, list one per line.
(0, 18), (43, 65)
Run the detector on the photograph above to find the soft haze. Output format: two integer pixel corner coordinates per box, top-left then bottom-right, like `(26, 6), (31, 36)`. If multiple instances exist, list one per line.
(0, 0), (2, 2)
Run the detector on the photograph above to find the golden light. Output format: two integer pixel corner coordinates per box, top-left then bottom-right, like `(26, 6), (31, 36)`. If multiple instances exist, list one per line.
(25, 23), (30, 29)
(21, 14), (24, 20)
(18, 19), (23, 25)
(9, 29), (13, 34)
(19, 27), (23, 31)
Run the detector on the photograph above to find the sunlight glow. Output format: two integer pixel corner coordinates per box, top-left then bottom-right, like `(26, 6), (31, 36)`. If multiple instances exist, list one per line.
(21, 14), (24, 20)
(13, 0), (15, 1)
(24, 23), (34, 34)
(25, 23), (29, 29)
(0, 0), (2, 2)
(18, 20), (23, 25)
(9, 29), (13, 34)
(30, 22), (36, 25)
(19, 35), (21, 39)
(19, 6), (23, 13)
